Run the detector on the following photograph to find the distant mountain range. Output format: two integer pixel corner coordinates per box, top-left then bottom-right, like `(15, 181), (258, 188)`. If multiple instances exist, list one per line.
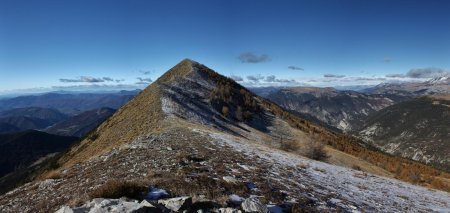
(45, 107), (116, 137)
(258, 87), (409, 131)
(364, 76), (450, 96)
(0, 106), (117, 138)
(0, 90), (139, 115)
(0, 90), (139, 136)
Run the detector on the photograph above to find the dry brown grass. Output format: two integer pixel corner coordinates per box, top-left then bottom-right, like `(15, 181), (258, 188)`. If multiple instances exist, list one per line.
(146, 169), (248, 204)
(56, 75), (166, 169)
(89, 180), (147, 200)
(42, 170), (62, 180)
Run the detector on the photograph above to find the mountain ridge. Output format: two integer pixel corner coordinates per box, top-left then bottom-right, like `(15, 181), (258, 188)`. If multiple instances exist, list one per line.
(264, 86), (408, 131)
(1, 59), (449, 212)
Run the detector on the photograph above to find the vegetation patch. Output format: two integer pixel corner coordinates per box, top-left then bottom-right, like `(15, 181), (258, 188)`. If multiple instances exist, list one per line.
(89, 180), (147, 200)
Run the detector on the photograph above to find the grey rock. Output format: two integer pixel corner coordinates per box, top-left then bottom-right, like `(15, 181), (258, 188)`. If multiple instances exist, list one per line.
(222, 176), (238, 184)
(55, 206), (74, 213)
(241, 197), (269, 213)
(55, 198), (154, 213)
(228, 194), (244, 206)
(140, 200), (155, 208)
(218, 208), (242, 213)
(158, 196), (192, 212)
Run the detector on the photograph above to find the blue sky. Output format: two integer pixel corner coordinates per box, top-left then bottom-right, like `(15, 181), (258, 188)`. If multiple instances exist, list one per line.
(1, 0), (449, 94)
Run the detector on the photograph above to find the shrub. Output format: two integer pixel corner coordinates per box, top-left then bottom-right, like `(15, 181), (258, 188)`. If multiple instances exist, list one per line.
(280, 140), (300, 152)
(222, 106), (229, 117)
(89, 180), (146, 200)
(236, 106), (243, 121)
(243, 111), (252, 122)
(88, 132), (99, 141)
(304, 141), (329, 161)
(352, 165), (362, 171)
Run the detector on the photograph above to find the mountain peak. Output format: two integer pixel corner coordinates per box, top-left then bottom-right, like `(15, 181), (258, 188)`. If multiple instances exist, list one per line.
(155, 58), (203, 84)
(155, 59), (234, 89)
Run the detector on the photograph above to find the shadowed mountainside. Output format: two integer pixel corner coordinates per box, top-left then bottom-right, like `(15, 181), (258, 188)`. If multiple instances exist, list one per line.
(0, 107), (69, 134)
(357, 96), (450, 170)
(45, 107), (116, 137)
(0, 130), (78, 193)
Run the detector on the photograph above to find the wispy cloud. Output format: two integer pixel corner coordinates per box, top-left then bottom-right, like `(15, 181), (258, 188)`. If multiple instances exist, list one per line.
(136, 77), (153, 84)
(246, 74), (265, 82)
(385, 74), (405, 78)
(236, 74), (304, 87)
(238, 52), (270, 63)
(52, 84), (143, 90)
(229, 75), (243, 82)
(1, 83), (145, 96)
(353, 77), (386, 81)
(288, 66), (304, 71)
(406, 68), (449, 78)
(324, 74), (346, 78)
(265, 75), (295, 83)
(139, 70), (152, 75)
(59, 76), (114, 83)
(386, 67), (449, 79)
(102, 77), (114, 82)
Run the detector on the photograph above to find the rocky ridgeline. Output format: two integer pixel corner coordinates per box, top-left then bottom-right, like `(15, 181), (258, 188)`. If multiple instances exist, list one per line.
(56, 187), (281, 213)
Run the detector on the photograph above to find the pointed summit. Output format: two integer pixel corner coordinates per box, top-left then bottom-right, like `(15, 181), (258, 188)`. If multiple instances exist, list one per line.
(156, 58), (197, 83)
(58, 59), (246, 165)
(155, 58), (229, 86)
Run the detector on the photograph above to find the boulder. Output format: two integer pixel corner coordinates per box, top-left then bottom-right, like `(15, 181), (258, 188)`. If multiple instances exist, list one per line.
(222, 176), (238, 184)
(140, 200), (160, 212)
(158, 196), (192, 212)
(228, 194), (244, 206)
(55, 198), (154, 213)
(218, 207), (242, 213)
(55, 206), (74, 213)
(240, 197), (269, 213)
